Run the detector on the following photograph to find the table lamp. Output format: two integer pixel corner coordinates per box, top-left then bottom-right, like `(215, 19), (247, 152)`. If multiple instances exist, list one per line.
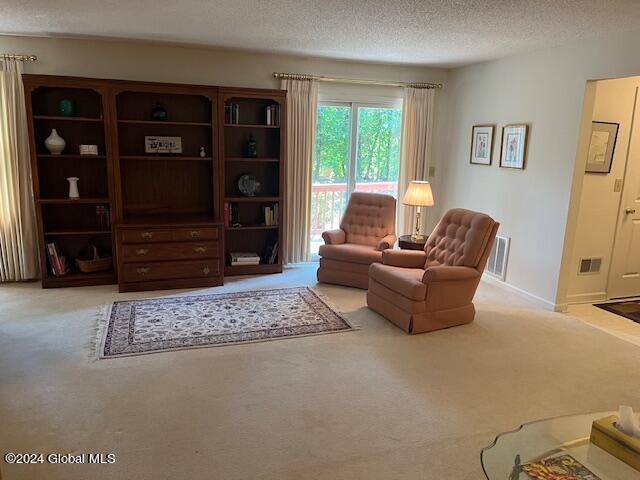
(402, 180), (434, 241)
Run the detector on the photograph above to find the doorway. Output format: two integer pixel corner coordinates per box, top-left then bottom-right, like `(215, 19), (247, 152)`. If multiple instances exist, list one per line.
(565, 75), (640, 303)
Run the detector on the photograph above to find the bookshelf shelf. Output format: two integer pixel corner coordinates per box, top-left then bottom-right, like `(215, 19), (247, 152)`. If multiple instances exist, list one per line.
(225, 157), (279, 163)
(37, 154), (106, 160)
(225, 225), (279, 231)
(38, 197), (110, 204)
(224, 196), (280, 203)
(34, 115), (103, 122)
(44, 230), (111, 236)
(224, 123), (279, 129)
(120, 155), (212, 162)
(118, 119), (212, 127)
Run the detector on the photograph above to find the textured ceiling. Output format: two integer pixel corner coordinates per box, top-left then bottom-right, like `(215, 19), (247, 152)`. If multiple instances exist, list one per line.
(2, 0), (640, 66)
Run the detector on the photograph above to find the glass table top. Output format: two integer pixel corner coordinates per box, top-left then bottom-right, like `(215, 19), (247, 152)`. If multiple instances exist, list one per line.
(481, 411), (640, 479)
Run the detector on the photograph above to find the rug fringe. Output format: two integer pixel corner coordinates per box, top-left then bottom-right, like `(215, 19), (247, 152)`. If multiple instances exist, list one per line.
(90, 303), (112, 361)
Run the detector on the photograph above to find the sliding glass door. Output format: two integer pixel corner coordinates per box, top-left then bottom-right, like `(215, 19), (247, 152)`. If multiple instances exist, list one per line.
(310, 101), (402, 256)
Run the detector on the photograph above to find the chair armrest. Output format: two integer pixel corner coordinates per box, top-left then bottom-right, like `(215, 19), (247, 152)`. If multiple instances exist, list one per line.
(382, 249), (427, 268)
(422, 266), (480, 284)
(377, 234), (397, 251)
(322, 229), (346, 245)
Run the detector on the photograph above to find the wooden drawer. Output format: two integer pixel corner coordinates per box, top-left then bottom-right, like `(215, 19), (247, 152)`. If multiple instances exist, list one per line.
(121, 259), (221, 283)
(121, 228), (173, 244)
(120, 226), (220, 244)
(121, 241), (219, 262)
(172, 227), (218, 242)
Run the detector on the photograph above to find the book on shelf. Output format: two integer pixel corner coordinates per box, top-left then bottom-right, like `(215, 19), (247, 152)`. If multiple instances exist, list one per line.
(46, 242), (67, 276)
(229, 252), (261, 266)
(266, 105), (280, 126)
(225, 103), (240, 124)
(263, 203), (279, 226)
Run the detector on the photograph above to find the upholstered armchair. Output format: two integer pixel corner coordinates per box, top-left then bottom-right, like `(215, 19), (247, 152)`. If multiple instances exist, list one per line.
(367, 208), (499, 333)
(317, 192), (397, 289)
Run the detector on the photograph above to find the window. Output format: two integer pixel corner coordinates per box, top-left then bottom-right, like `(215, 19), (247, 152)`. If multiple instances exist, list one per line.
(310, 101), (402, 255)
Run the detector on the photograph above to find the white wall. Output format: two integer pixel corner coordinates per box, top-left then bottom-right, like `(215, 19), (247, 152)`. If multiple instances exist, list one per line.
(0, 34), (450, 232)
(566, 77), (640, 303)
(438, 28), (640, 309)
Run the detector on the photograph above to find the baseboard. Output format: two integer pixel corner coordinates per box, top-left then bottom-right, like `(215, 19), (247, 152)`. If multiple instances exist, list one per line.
(481, 274), (563, 311)
(566, 291), (607, 305)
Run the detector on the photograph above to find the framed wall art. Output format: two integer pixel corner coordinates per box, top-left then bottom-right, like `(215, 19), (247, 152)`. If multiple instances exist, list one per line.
(500, 124), (528, 170)
(585, 121), (619, 173)
(470, 125), (494, 165)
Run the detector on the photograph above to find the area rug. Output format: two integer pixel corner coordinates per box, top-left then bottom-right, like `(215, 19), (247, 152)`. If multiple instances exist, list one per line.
(594, 299), (640, 323)
(99, 287), (354, 358)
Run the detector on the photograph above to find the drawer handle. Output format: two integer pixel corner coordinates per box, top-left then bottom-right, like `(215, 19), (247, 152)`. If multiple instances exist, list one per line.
(136, 267), (150, 274)
(190, 230), (202, 238)
(135, 248), (149, 256)
(141, 231), (153, 239)
(202, 266), (210, 275)
(194, 246), (207, 253)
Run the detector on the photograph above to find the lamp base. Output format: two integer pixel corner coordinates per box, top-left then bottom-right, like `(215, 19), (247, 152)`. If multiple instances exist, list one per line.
(411, 233), (426, 242)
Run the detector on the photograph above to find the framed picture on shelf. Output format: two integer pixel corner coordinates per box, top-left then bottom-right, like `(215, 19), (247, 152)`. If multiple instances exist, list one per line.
(144, 136), (182, 154)
(586, 121), (619, 173)
(470, 125), (494, 165)
(500, 124), (528, 170)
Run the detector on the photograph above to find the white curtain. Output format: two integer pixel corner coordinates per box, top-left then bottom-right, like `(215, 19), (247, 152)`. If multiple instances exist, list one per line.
(281, 78), (318, 264)
(0, 59), (38, 281)
(397, 87), (435, 236)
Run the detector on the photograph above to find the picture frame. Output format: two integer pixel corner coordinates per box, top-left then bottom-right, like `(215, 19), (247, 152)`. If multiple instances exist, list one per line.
(499, 124), (528, 170)
(586, 121), (619, 173)
(470, 125), (494, 165)
(144, 136), (183, 154)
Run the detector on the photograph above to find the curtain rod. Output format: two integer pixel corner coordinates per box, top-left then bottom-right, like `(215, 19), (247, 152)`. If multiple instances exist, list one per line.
(273, 72), (442, 89)
(0, 54), (37, 62)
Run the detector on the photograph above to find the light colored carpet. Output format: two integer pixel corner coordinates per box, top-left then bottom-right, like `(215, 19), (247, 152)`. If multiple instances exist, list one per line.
(1, 264), (639, 480)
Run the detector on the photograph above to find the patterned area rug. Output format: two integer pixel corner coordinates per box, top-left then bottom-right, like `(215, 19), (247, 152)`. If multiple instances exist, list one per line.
(99, 287), (353, 358)
(594, 300), (640, 323)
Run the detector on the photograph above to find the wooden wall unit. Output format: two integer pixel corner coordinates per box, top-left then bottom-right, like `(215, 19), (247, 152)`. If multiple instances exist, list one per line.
(23, 75), (286, 291)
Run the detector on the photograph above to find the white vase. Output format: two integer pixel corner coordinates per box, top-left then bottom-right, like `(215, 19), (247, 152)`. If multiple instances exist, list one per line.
(45, 129), (66, 155)
(67, 177), (79, 199)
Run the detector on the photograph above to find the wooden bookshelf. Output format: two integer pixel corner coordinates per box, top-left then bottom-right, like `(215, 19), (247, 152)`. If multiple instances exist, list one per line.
(24, 75), (287, 291)
(220, 88), (286, 276)
(24, 76), (116, 288)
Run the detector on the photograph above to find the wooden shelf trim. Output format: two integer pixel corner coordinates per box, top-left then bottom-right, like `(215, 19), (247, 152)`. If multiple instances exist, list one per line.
(38, 198), (111, 204)
(119, 155), (212, 161)
(224, 196), (280, 203)
(225, 225), (279, 231)
(225, 157), (280, 163)
(34, 115), (103, 122)
(37, 154), (106, 159)
(224, 123), (280, 129)
(118, 119), (212, 126)
(44, 230), (112, 236)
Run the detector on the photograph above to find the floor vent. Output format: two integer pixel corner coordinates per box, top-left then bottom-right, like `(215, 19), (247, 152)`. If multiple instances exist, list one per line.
(579, 257), (602, 275)
(485, 235), (510, 281)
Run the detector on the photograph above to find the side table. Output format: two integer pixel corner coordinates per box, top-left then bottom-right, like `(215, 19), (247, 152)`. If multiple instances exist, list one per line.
(398, 234), (428, 251)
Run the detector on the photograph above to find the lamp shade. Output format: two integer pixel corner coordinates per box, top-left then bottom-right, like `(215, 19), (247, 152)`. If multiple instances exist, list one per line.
(402, 181), (434, 207)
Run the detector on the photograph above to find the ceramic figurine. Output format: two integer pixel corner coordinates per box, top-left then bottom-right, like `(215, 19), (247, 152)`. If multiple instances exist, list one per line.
(58, 98), (75, 117)
(45, 129), (66, 155)
(199, 147), (206, 158)
(151, 102), (168, 121)
(67, 177), (79, 199)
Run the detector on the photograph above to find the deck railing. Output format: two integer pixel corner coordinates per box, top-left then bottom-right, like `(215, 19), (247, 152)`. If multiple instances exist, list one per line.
(310, 181), (397, 237)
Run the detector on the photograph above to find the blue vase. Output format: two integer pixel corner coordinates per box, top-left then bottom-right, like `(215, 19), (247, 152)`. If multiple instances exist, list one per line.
(58, 98), (75, 117)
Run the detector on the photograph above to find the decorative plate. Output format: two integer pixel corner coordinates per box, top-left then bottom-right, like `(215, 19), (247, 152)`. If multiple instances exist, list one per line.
(238, 174), (261, 197)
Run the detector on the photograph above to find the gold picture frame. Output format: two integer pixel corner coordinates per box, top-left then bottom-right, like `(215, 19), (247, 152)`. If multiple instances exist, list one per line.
(470, 124), (495, 165)
(499, 124), (529, 170)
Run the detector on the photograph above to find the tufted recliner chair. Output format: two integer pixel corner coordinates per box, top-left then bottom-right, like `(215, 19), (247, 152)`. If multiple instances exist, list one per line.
(367, 208), (499, 334)
(317, 192), (397, 289)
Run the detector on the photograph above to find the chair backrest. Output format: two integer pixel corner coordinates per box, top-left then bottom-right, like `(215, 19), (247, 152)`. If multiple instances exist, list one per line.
(423, 208), (499, 270)
(340, 192), (396, 247)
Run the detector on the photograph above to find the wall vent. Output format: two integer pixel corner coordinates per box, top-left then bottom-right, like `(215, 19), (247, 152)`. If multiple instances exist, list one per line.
(485, 235), (510, 281)
(579, 257), (602, 275)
